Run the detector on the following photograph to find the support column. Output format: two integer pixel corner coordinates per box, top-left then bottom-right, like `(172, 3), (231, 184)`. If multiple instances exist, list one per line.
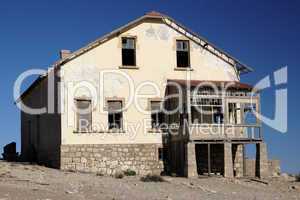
(233, 144), (244, 177)
(186, 143), (197, 178)
(224, 142), (234, 178)
(256, 142), (269, 178)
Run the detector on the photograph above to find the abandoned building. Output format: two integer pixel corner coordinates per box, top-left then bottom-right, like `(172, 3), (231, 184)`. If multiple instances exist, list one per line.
(17, 11), (280, 178)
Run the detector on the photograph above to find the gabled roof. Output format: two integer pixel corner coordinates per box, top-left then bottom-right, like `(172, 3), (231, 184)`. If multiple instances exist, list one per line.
(56, 11), (252, 73)
(17, 11), (253, 102)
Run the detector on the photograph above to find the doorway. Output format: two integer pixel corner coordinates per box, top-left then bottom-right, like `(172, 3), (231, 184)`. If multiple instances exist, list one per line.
(195, 144), (224, 175)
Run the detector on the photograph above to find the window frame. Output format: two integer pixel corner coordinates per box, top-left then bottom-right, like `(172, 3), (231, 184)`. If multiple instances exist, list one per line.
(75, 99), (92, 133)
(150, 100), (164, 129)
(191, 97), (224, 124)
(107, 100), (123, 130)
(176, 40), (190, 68)
(121, 37), (136, 67)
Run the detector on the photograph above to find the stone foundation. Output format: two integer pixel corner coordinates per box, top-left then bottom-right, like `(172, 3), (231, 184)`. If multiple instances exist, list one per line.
(60, 144), (163, 175)
(232, 144), (244, 177)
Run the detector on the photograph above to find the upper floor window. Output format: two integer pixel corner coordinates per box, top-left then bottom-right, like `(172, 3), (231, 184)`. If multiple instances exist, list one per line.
(150, 101), (164, 129)
(107, 100), (123, 130)
(75, 99), (92, 132)
(122, 37), (136, 66)
(176, 40), (190, 68)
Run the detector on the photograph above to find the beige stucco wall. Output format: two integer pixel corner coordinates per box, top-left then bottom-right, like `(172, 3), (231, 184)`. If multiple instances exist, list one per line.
(60, 21), (239, 145)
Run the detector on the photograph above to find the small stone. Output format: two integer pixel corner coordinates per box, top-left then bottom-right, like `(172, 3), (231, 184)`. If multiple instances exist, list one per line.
(289, 185), (298, 190)
(65, 189), (78, 194)
(281, 173), (289, 179)
(165, 195), (172, 200)
(81, 158), (87, 163)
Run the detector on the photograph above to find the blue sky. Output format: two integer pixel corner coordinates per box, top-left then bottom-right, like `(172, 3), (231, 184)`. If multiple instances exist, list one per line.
(0, 0), (299, 173)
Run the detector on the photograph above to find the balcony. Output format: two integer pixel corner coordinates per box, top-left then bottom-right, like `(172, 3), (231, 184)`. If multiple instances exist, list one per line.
(164, 79), (262, 143)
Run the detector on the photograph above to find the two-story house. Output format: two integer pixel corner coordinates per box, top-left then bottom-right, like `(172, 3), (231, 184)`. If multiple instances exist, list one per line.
(17, 11), (269, 178)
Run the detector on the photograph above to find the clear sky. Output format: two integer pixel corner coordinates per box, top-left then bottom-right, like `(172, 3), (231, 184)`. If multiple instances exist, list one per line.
(0, 0), (299, 173)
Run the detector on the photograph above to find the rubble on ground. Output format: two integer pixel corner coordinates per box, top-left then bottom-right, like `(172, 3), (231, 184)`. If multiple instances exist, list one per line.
(0, 161), (299, 200)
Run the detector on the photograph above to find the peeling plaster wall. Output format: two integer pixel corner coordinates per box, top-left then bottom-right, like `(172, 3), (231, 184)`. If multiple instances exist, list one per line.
(60, 21), (239, 145)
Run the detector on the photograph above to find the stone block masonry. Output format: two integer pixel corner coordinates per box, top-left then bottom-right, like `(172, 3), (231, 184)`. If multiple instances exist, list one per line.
(256, 142), (269, 178)
(232, 144), (244, 177)
(245, 159), (280, 177)
(60, 144), (163, 175)
(186, 143), (197, 177)
(224, 142), (234, 178)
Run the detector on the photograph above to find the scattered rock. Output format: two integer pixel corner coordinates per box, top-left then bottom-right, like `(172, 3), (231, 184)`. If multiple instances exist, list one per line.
(289, 185), (298, 190)
(163, 177), (173, 182)
(114, 171), (124, 179)
(140, 174), (165, 182)
(65, 189), (78, 194)
(0, 161), (299, 199)
(281, 173), (296, 181)
(281, 173), (290, 179)
(181, 181), (195, 189)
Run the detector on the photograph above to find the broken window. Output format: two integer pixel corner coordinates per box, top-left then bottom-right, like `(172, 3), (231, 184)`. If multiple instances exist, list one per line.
(228, 103), (238, 124)
(176, 40), (190, 68)
(191, 98), (223, 124)
(243, 103), (257, 124)
(107, 101), (123, 130)
(75, 99), (92, 132)
(150, 101), (164, 128)
(122, 37), (136, 66)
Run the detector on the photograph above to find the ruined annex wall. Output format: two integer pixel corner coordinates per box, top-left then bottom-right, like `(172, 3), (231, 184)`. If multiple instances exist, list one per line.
(21, 76), (61, 167)
(245, 159), (281, 177)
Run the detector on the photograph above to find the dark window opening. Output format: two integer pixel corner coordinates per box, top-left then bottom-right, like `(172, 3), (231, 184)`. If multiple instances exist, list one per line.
(213, 107), (224, 124)
(150, 101), (164, 128)
(196, 144), (224, 175)
(122, 37), (136, 66)
(158, 147), (164, 160)
(176, 40), (190, 68)
(108, 101), (123, 130)
(191, 106), (200, 124)
(202, 106), (213, 124)
(75, 99), (92, 132)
